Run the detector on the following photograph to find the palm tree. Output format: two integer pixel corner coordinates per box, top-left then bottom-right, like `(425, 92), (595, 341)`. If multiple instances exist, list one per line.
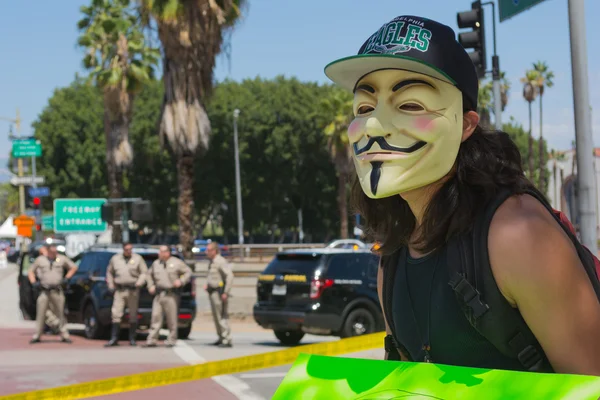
(550, 150), (567, 206)
(477, 72), (510, 129)
(322, 90), (354, 239)
(478, 81), (493, 128)
(78, 0), (159, 242)
(521, 69), (539, 180)
(139, 0), (245, 259)
(533, 61), (555, 192)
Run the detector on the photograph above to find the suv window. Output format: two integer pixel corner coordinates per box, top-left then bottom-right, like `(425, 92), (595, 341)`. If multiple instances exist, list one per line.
(326, 254), (370, 279)
(78, 253), (97, 275)
(263, 253), (323, 276)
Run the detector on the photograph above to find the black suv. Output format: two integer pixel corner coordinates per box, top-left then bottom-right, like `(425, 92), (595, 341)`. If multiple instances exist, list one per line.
(253, 248), (384, 345)
(18, 244), (197, 340)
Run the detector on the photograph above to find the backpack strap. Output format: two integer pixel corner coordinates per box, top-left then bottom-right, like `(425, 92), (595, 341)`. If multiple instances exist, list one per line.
(448, 187), (553, 372)
(522, 188), (600, 298)
(381, 247), (412, 361)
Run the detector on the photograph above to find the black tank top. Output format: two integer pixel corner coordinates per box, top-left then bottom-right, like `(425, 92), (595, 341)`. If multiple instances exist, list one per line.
(392, 246), (525, 371)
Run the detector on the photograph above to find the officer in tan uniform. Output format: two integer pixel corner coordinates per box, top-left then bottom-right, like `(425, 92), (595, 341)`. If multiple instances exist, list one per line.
(145, 245), (192, 347)
(105, 242), (148, 347)
(36, 245), (62, 334)
(28, 244), (78, 344)
(205, 242), (234, 347)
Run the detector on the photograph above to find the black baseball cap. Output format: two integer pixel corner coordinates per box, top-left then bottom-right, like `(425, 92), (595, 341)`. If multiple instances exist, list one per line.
(324, 15), (478, 110)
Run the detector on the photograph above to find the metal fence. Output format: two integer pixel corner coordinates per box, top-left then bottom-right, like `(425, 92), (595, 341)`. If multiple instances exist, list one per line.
(226, 243), (325, 261)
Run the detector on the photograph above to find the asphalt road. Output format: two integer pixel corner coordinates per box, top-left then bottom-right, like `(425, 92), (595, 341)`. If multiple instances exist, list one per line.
(0, 262), (383, 399)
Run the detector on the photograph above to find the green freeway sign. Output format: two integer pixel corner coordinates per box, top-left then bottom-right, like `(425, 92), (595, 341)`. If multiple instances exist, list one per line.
(53, 198), (107, 233)
(499, 0), (548, 22)
(12, 139), (42, 158)
(42, 215), (54, 231)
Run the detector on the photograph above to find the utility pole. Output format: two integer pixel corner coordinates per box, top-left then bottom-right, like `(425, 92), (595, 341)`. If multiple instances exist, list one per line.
(1, 110), (26, 251)
(568, 0), (598, 252)
(233, 109), (244, 260)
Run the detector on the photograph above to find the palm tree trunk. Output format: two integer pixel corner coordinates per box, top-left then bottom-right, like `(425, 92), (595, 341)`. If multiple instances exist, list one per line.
(560, 168), (565, 210)
(528, 102), (534, 180)
(337, 172), (348, 239)
(553, 161), (557, 207)
(538, 94), (545, 193)
(104, 109), (122, 243)
(177, 155), (194, 260)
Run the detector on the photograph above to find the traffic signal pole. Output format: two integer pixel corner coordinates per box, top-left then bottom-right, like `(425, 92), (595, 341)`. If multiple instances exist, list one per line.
(483, 1), (503, 130)
(568, 0), (597, 253)
(457, 1), (502, 130)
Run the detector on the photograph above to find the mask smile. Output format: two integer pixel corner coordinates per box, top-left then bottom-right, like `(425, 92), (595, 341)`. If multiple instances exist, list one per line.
(353, 136), (427, 157)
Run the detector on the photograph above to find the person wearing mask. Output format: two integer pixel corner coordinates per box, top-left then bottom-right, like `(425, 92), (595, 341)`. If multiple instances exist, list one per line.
(145, 245), (192, 347)
(28, 244), (78, 344)
(324, 15), (600, 374)
(105, 242), (148, 347)
(205, 242), (234, 347)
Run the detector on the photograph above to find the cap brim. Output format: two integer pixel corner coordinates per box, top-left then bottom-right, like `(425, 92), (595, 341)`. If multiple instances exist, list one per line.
(324, 54), (457, 92)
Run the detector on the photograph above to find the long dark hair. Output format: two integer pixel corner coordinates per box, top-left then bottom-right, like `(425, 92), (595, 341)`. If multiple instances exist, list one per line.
(351, 125), (543, 256)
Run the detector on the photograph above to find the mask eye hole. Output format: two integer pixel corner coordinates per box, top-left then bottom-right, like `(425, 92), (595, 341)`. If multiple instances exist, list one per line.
(356, 105), (374, 115)
(399, 103), (424, 112)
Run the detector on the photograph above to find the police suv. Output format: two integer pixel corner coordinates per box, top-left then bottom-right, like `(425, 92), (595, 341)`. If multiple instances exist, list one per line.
(253, 247), (384, 345)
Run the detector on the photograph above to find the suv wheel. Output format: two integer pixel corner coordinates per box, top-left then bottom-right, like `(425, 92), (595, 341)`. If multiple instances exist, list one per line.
(274, 329), (305, 346)
(178, 326), (192, 340)
(341, 308), (376, 338)
(83, 304), (108, 340)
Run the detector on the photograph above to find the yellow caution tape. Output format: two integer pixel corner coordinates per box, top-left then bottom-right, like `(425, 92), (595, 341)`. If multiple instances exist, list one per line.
(1, 332), (385, 400)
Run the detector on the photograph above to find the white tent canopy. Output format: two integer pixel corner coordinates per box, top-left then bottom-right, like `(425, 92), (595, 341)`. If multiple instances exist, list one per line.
(0, 216), (18, 239)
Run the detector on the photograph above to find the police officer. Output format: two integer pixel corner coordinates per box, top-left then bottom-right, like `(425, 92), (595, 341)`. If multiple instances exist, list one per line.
(145, 245), (192, 347)
(205, 242), (234, 347)
(37, 245), (62, 335)
(105, 242), (148, 347)
(28, 244), (78, 344)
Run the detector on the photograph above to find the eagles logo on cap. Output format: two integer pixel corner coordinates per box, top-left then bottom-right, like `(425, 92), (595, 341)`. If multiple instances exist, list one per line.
(324, 15), (479, 110)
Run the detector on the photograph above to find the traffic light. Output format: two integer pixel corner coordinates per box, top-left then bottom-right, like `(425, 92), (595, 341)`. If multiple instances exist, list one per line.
(33, 197), (41, 207)
(457, 1), (487, 79)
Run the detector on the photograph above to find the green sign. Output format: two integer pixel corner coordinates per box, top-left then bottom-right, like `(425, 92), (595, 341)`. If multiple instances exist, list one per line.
(499, 0), (548, 22)
(53, 198), (107, 233)
(42, 215), (54, 231)
(12, 139), (42, 158)
(273, 354), (600, 399)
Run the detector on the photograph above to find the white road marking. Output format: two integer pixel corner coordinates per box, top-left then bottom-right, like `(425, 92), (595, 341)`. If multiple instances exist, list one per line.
(174, 339), (265, 400)
(239, 372), (288, 379)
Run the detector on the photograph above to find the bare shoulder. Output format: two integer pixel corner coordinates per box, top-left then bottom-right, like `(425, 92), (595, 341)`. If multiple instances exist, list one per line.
(487, 193), (580, 304)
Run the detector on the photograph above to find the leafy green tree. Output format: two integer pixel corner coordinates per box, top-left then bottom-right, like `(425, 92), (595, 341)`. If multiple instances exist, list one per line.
(0, 183), (19, 220)
(533, 61), (554, 193)
(203, 77), (339, 243)
(503, 117), (549, 192)
(478, 72), (510, 129)
(321, 88), (354, 239)
(32, 78), (181, 234)
(78, 0), (160, 241)
(139, 0), (246, 258)
(126, 79), (179, 233)
(32, 79), (108, 201)
(521, 69), (539, 179)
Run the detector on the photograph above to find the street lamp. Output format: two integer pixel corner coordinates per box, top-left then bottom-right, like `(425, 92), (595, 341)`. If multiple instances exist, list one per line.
(233, 109), (244, 260)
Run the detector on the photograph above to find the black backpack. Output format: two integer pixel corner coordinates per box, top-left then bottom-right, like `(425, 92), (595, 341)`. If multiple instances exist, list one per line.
(381, 187), (600, 372)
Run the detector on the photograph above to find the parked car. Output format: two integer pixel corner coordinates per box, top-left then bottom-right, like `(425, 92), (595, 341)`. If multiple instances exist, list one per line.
(325, 239), (368, 250)
(192, 239), (231, 259)
(253, 248), (383, 345)
(18, 244), (197, 340)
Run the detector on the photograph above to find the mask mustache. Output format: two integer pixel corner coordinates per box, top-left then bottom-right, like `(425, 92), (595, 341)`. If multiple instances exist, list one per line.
(353, 136), (426, 155)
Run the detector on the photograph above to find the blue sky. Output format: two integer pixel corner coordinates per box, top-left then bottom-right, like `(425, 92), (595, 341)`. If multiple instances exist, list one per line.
(1, 0), (599, 182)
